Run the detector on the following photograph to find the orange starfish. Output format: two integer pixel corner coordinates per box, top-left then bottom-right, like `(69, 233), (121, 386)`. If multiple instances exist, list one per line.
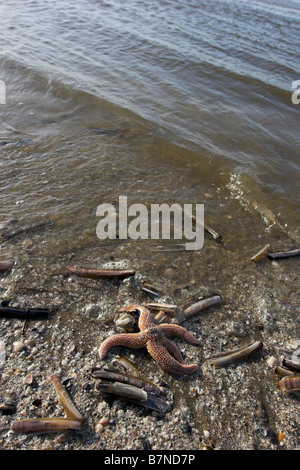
(99, 304), (199, 374)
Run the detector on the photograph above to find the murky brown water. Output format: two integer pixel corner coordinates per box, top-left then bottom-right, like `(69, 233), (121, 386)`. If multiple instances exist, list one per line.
(0, 0), (299, 450)
(1, 0), (300, 247)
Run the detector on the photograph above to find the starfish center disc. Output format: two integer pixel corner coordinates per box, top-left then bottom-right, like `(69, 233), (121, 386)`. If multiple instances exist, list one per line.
(146, 327), (162, 341)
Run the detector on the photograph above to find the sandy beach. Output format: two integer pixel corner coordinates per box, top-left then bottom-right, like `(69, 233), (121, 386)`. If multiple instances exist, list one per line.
(1, 0), (299, 452)
(0, 225), (299, 450)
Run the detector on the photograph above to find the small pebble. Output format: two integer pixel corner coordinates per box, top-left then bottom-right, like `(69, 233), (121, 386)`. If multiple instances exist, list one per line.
(13, 341), (26, 353)
(83, 303), (100, 319)
(181, 422), (192, 434)
(95, 423), (104, 434)
(24, 338), (35, 347)
(165, 267), (178, 280)
(99, 417), (110, 426)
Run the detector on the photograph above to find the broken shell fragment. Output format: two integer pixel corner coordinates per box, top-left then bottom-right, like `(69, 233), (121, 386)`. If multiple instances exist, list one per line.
(24, 374), (34, 385)
(144, 302), (178, 324)
(154, 310), (169, 324)
(142, 286), (161, 299)
(204, 224), (222, 240)
(151, 244), (186, 251)
(207, 340), (263, 367)
(115, 312), (137, 332)
(267, 356), (281, 368)
(271, 355), (300, 377)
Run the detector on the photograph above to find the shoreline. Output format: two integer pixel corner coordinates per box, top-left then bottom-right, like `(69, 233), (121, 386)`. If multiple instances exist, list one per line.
(0, 234), (299, 450)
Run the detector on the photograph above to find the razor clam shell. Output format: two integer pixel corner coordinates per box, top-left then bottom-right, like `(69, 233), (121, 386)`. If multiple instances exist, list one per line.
(267, 248), (300, 260)
(154, 310), (168, 323)
(96, 381), (169, 413)
(191, 215), (222, 240)
(67, 265), (135, 279)
(142, 282), (165, 295)
(96, 382), (148, 402)
(0, 401), (16, 415)
(251, 244), (271, 262)
(275, 366), (296, 378)
(170, 294), (222, 324)
(282, 357), (300, 374)
(145, 302), (177, 313)
(117, 356), (141, 377)
(91, 367), (162, 396)
(181, 294), (222, 317)
(150, 244), (186, 251)
(140, 394), (170, 413)
(142, 287), (161, 299)
(279, 375), (300, 394)
(204, 224), (222, 240)
(12, 417), (82, 434)
(0, 259), (15, 272)
(49, 374), (83, 422)
(208, 340), (263, 367)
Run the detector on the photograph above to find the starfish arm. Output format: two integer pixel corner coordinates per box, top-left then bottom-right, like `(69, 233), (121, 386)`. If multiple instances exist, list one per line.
(159, 324), (200, 345)
(146, 340), (198, 374)
(161, 337), (185, 363)
(138, 306), (154, 330)
(99, 332), (147, 359)
(119, 304), (154, 331)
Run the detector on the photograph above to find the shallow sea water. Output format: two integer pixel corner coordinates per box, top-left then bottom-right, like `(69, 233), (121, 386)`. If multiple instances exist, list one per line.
(0, 0), (299, 450)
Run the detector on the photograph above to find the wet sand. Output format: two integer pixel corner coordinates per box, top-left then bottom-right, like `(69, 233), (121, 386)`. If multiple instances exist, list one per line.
(0, 214), (299, 450)
(1, 0), (299, 452)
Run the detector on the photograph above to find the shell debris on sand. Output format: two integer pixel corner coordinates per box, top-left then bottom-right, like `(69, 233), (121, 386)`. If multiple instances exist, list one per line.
(0, 217), (299, 450)
(11, 374), (84, 434)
